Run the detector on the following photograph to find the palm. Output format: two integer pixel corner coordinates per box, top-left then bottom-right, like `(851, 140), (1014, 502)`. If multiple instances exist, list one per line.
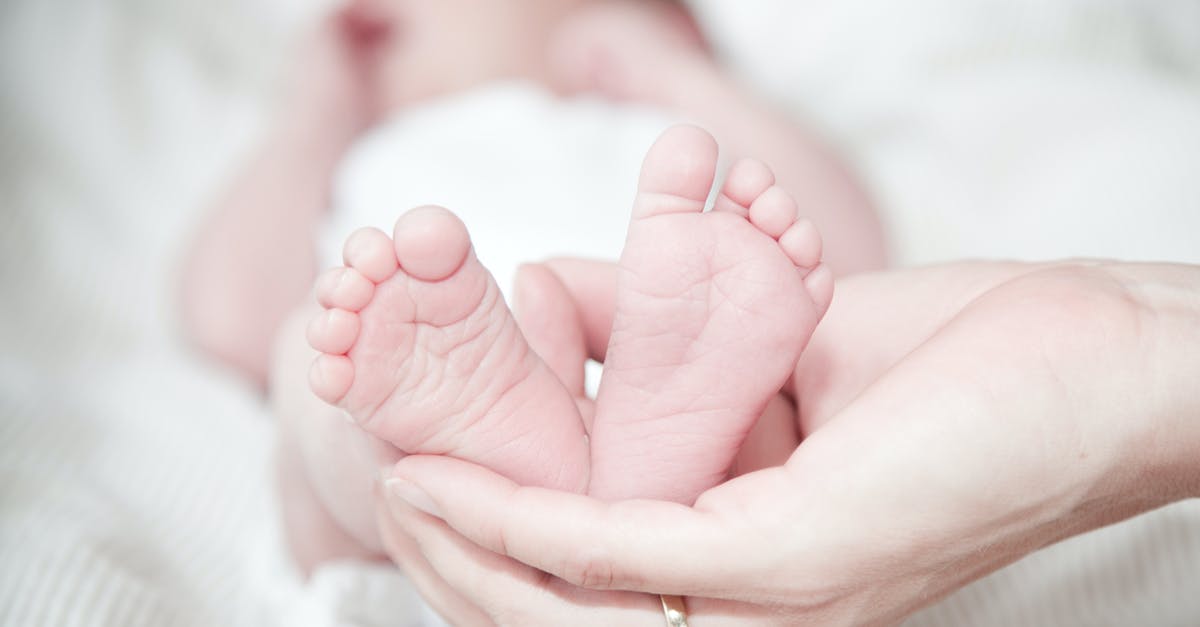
(375, 260), (1189, 626)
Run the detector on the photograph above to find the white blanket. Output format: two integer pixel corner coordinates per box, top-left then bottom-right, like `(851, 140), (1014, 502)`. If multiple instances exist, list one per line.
(1, 0), (1198, 625)
(326, 83), (674, 295)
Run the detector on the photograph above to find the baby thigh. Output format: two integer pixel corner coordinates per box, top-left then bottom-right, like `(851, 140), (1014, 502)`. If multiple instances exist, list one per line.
(271, 306), (394, 572)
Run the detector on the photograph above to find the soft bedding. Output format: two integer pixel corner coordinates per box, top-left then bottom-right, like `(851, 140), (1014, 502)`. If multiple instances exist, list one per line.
(1, 0), (1198, 625)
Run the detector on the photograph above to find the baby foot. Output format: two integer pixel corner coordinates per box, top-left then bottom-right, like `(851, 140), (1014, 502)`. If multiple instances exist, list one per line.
(307, 206), (589, 492)
(589, 125), (833, 504)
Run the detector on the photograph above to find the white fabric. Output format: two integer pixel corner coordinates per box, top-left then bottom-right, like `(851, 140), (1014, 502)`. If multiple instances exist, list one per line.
(688, 0), (1200, 266)
(326, 83), (674, 296)
(2, 0), (1199, 626)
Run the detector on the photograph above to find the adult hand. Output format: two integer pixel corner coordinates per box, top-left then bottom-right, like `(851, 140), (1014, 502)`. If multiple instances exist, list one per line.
(375, 260), (1200, 625)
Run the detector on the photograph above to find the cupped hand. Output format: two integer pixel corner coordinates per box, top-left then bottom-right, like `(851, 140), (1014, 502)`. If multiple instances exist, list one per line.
(375, 260), (1200, 625)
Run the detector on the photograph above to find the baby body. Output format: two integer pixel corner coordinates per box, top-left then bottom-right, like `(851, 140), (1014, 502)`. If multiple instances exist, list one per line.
(325, 82), (669, 310)
(305, 121), (832, 533)
(296, 85), (833, 553)
(184, 0), (879, 576)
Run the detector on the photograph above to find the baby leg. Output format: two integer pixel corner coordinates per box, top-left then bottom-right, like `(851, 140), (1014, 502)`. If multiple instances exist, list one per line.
(588, 126), (832, 504)
(271, 307), (392, 572)
(550, 2), (887, 275)
(307, 207), (590, 492)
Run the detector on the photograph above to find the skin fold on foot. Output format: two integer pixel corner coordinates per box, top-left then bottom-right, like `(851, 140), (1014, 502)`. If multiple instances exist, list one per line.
(306, 206), (590, 493)
(588, 125), (833, 504)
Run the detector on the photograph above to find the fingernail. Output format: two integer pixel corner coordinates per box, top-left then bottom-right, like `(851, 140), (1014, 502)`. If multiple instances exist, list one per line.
(385, 478), (443, 519)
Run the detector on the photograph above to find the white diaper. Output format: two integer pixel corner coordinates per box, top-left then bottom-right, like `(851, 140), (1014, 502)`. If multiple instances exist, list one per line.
(325, 82), (678, 300)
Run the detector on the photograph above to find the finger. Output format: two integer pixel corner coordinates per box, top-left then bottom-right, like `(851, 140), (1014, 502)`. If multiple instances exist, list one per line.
(385, 490), (665, 626)
(512, 264), (588, 397)
(576, 396), (597, 436)
(375, 492), (495, 627)
(385, 455), (790, 598)
(729, 393), (799, 477)
(542, 258), (618, 362)
(388, 498), (750, 627)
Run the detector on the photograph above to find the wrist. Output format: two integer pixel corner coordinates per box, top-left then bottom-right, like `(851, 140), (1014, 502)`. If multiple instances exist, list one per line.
(1156, 287), (1200, 498)
(1116, 263), (1200, 501)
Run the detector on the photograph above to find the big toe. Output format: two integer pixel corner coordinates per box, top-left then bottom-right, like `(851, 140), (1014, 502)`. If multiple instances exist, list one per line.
(393, 206), (472, 282)
(633, 125), (719, 219)
(803, 264), (835, 316)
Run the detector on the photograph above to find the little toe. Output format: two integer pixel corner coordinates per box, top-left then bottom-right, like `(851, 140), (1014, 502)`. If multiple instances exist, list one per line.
(393, 206), (472, 282)
(748, 186), (799, 239)
(306, 308), (361, 355)
(343, 227), (400, 283)
(803, 264), (835, 314)
(779, 218), (824, 270)
(314, 268), (340, 307)
(714, 158), (775, 216)
(632, 124), (719, 219)
(316, 267), (375, 312)
(309, 354), (355, 404)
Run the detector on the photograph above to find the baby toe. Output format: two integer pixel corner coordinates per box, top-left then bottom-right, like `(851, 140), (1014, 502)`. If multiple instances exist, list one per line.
(748, 186), (798, 239)
(393, 206), (472, 282)
(343, 227), (400, 283)
(779, 218), (823, 270)
(633, 125), (719, 218)
(316, 267), (375, 312)
(309, 354), (355, 404)
(715, 157), (774, 215)
(802, 264), (834, 315)
(306, 308), (361, 355)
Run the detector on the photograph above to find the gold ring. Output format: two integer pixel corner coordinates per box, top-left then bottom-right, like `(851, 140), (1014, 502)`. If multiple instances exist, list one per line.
(660, 594), (688, 627)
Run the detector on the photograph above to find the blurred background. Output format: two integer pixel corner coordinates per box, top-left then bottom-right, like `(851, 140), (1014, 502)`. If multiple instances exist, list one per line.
(1, 0), (1198, 625)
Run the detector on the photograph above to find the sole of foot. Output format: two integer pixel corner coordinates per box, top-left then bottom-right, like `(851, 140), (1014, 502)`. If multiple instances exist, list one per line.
(589, 125), (833, 504)
(307, 206), (589, 492)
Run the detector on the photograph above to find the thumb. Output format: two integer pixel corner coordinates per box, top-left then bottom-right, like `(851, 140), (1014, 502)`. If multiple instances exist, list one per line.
(512, 263), (588, 397)
(542, 258), (618, 362)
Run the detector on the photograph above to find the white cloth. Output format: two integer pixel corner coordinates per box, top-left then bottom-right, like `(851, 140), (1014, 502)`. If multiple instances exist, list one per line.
(325, 83), (675, 297)
(688, 0), (1200, 267)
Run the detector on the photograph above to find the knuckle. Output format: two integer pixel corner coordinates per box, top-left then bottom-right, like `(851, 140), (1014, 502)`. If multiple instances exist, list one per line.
(561, 545), (619, 590)
(490, 520), (511, 558)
